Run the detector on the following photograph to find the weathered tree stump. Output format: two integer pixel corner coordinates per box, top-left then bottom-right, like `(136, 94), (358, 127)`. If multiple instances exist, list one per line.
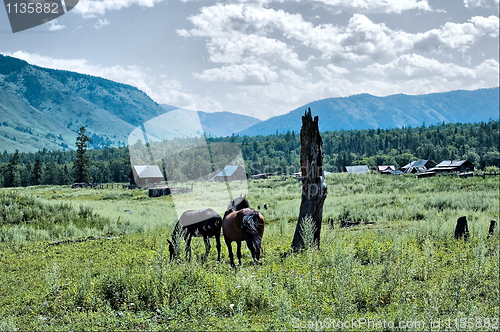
(292, 108), (327, 252)
(488, 220), (497, 238)
(454, 216), (469, 240)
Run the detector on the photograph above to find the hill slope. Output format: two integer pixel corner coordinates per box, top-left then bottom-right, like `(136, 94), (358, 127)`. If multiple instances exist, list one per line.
(0, 55), (261, 153)
(238, 88), (500, 136)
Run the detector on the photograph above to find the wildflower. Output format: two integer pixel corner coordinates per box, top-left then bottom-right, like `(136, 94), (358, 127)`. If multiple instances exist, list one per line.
(272, 282), (277, 286)
(230, 304), (234, 310)
(236, 285), (241, 288)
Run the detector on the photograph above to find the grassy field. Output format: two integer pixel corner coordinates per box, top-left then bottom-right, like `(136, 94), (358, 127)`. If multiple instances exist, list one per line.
(0, 173), (499, 331)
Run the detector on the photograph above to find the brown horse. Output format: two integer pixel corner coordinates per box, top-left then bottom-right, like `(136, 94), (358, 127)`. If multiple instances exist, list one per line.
(223, 195), (265, 267)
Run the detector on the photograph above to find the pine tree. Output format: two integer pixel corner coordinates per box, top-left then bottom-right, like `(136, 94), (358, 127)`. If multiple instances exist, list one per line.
(21, 161), (33, 187)
(33, 158), (43, 185)
(73, 126), (93, 183)
(5, 149), (21, 187)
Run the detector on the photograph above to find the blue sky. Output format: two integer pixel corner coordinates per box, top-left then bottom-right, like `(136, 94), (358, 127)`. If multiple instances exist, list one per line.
(1, 0), (498, 120)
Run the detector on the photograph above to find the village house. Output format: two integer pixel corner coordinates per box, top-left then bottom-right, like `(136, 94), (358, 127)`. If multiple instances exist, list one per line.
(132, 165), (164, 188)
(429, 160), (475, 173)
(401, 160), (437, 173)
(345, 165), (370, 174)
(213, 165), (249, 182)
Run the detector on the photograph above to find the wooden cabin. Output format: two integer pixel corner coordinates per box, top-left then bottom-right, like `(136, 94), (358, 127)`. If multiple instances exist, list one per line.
(132, 165), (164, 188)
(213, 165), (249, 182)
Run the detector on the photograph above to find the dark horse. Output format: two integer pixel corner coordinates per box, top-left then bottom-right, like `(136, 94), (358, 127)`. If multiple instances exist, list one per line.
(223, 195), (265, 267)
(167, 208), (222, 262)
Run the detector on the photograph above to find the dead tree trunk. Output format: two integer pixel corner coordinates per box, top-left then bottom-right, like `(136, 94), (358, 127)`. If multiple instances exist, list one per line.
(292, 108), (327, 252)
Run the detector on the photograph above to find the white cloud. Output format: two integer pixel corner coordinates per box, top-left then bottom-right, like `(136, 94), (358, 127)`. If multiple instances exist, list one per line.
(315, 64), (349, 79)
(48, 20), (65, 31)
(463, 0), (499, 8)
(179, 4), (308, 70)
(94, 19), (110, 29)
(359, 54), (499, 90)
(194, 63), (278, 84)
(414, 15), (499, 53)
(305, 0), (432, 14)
(74, 0), (165, 18)
(181, 2), (498, 73)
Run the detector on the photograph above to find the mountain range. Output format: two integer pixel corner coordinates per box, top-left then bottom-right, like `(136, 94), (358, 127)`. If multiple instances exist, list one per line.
(237, 87), (499, 136)
(0, 54), (498, 153)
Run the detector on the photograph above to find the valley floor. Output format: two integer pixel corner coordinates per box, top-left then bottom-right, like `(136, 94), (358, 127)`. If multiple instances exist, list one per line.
(0, 173), (499, 331)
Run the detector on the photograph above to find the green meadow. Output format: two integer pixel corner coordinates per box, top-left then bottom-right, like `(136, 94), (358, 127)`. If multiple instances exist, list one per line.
(0, 173), (498, 331)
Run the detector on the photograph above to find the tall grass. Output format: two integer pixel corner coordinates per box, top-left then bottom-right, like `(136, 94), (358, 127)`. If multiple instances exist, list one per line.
(0, 174), (498, 330)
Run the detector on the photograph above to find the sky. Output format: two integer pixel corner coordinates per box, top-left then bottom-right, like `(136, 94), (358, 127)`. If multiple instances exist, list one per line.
(0, 0), (499, 120)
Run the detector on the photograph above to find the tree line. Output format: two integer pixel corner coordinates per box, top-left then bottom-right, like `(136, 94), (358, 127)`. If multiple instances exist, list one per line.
(0, 120), (498, 188)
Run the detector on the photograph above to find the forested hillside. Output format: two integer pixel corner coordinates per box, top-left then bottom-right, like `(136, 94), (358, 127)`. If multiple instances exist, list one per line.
(0, 120), (498, 187)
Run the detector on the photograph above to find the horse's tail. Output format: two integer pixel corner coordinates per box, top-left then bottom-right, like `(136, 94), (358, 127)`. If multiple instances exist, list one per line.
(242, 211), (263, 248)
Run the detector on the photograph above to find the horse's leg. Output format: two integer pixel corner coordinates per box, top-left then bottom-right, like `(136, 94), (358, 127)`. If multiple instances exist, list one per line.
(245, 240), (258, 265)
(225, 236), (235, 268)
(215, 234), (221, 262)
(203, 236), (211, 262)
(254, 242), (261, 265)
(236, 241), (242, 266)
(185, 234), (192, 262)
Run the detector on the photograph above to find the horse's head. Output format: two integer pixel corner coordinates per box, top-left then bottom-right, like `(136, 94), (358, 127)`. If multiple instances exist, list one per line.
(167, 238), (182, 261)
(167, 239), (175, 260)
(224, 195), (249, 219)
(231, 194), (250, 210)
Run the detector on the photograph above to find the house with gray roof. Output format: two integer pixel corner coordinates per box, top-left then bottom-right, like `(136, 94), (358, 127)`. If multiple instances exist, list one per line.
(401, 160), (437, 173)
(430, 160), (475, 173)
(345, 165), (370, 174)
(132, 165), (164, 187)
(213, 165), (249, 182)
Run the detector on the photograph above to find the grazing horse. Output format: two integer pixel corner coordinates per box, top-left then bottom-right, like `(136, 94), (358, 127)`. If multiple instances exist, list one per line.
(223, 195), (265, 267)
(167, 208), (222, 262)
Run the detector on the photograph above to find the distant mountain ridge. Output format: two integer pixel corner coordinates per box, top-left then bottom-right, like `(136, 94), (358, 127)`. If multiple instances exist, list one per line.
(160, 104), (261, 138)
(237, 88), (500, 136)
(0, 54), (261, 153)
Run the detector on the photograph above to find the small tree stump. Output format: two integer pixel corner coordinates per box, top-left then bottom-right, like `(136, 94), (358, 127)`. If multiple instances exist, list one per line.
(454, 216), (469, 240)
(488, 220), (497, 238)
